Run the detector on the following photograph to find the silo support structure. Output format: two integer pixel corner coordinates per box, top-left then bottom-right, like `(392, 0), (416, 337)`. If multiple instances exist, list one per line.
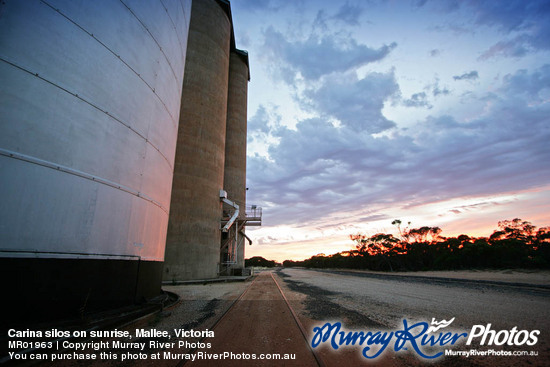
(220, 189), (240, 232)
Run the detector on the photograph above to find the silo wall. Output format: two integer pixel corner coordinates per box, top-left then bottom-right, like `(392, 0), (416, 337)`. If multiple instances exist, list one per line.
(163, 0), (231, 281)
(223, 50), (250, 269)
(0, 0), (191, 322)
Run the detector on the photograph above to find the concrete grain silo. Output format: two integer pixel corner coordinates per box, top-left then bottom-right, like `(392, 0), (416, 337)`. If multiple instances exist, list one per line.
(163, 0), (232, 281)
(221, 50), (250, 274)
(0, 0), (191, 322)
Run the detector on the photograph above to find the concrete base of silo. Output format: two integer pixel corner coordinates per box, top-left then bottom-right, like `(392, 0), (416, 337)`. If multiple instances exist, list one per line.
(0, 257), (163, 326)
(163, 235), (222, 282)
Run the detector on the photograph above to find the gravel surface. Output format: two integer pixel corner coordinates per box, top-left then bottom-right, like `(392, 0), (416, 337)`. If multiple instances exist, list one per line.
(29, 269), (548, 366)
(317, 268), (550, 286)
(46, 281), (251, 367)
(157, 282), (250, 334)
(275, 268), (550, 367)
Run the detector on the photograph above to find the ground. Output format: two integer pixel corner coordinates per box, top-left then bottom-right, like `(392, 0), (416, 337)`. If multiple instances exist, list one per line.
(23, 268), (550, 367)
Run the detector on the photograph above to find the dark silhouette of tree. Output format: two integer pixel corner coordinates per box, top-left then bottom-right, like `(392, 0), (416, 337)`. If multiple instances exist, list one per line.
(282, 219), (550, 271)
(245, 256), (278, 267)
(283, 260), (298, 267)
(491, 218), (536, 242)
(351, 233), (402, 271)
(406, 226), (442, 244)
(392, 219), (411, 243)
(534, 226), (550, 267)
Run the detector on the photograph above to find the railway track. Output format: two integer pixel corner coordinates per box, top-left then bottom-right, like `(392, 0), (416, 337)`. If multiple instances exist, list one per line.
(270, 273), (326, 367)
(179, 271), (325, 366)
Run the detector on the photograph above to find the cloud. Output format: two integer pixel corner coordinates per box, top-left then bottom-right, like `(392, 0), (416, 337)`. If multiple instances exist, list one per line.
(420, 0), (549, 59)
(422, 0), (461, 13)
(464, 0), (550, 58)
(302, 71), (399, 133)
(408, 66), (550, 197)
(247, 65), (550, 228)
(403, 92), (432, 108)
(234, 0), (289, 12)
(313, 3), (366, 31)
(247, 117), (412, 225)
(237, 32), (252, 48)
(248, 105), (272, 134)
(263, 27), (397, 81)
(333, 2), (364, 26)
(428, 77), (451, 97)
(432, 85), (450, 97)
(412, 0), (429, 8)
(498, 64), (550, 101)
(528, 19), (550, 52)
(453, 71), (479, 81)
(246, 70), (407, 225)
(246, 104), (283, 158)
(478, 35), (531, 60)
(312, 10), (329, 31)
(479, 21), (550, 59)
(468, 0), (546, 33)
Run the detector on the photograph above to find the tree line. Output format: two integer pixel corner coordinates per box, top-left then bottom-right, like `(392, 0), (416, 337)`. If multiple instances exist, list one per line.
(282, 218), (550, 271)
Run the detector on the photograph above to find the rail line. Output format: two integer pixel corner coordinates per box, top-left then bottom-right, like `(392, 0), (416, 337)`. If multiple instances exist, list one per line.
(178, 271), (325, 366)
(270, 272), (327, 367)
(177, 275), (259, 367)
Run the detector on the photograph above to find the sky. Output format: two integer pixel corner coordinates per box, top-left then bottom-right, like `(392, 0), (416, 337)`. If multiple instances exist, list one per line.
(229, 0), (550, 262)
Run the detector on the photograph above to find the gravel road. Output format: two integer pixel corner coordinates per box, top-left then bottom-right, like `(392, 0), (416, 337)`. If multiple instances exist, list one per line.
(275, 268), (550, 366)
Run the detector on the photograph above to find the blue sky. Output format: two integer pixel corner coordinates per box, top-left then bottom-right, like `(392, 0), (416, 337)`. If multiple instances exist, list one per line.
(230, 0), (550, 262)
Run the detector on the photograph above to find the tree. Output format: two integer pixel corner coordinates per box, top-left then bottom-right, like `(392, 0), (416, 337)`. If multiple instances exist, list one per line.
(245, 256), (277, 267)
(406, 226), (442, 244)
(351, 233), (401, 271)
(491, 218), (536, 243)
(282, 260), (298, 267)
(392, 219), (411, 243)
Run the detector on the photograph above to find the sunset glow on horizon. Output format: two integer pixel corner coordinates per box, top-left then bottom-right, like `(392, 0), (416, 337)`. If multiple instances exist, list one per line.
(230, 0), (550, 263)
